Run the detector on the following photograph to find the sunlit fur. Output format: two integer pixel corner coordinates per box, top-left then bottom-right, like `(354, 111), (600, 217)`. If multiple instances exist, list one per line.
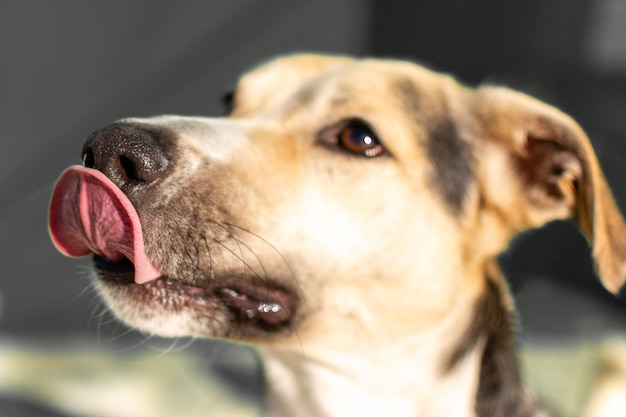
(93, 54), (626, 417)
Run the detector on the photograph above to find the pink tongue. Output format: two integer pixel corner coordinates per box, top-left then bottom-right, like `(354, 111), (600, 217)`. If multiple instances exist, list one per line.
(49, 165), (162, 284)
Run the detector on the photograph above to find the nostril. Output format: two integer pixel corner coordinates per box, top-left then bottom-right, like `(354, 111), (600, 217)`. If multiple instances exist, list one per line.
(119, 155), (139, 182)
(81, 123), (171, 190)
(83, 148), (95, 168)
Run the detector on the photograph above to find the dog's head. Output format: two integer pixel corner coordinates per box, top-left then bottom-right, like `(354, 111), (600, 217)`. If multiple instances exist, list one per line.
(49, 54), (626, 352)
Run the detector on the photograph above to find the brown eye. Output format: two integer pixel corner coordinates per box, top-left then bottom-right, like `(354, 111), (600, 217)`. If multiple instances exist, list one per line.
(336, 122), (385, 157)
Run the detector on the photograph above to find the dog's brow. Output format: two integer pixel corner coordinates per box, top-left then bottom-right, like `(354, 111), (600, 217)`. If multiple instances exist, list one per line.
(290, 85), (318, 109)
(392, 77), (423, 116)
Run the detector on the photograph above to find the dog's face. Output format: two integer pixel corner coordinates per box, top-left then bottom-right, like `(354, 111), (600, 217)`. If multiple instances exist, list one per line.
(49, 55), (626, 354)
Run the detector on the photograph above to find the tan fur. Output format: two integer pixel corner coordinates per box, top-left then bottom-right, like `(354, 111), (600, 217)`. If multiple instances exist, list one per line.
(474, 87), (626, 292)
(59, 54), (626, 417)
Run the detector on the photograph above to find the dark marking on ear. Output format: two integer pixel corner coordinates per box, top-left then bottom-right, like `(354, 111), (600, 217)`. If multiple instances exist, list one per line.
(514, 137), (582, 202)
(443, 273), (540, 417)
(392, 77), (474, 214)
(426, 118), (474, 214)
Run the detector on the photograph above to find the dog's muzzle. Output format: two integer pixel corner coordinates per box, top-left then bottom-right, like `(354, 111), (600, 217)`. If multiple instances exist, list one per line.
(48, 122), (299, 334)
(49, 123), (171, 284)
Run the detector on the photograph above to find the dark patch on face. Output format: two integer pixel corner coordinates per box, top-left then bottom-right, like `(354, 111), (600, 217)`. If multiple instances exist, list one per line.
(443, 270), (540, 417)
(392, 77), (474, 215)
(425, 118), (474, 214)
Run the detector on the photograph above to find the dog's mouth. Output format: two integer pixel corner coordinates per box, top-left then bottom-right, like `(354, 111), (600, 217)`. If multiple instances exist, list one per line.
(49, 165), (162, 284)
(50, 166), (298, 334)
(93, 254), (297, 330)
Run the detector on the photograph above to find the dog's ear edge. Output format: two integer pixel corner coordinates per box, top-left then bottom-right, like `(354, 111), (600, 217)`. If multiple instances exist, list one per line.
(474, 86), (626, 294)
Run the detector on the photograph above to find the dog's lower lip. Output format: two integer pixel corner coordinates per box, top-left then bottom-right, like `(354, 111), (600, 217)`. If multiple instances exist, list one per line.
(218, 286), (294, 328)
(95, 265), (296, 329)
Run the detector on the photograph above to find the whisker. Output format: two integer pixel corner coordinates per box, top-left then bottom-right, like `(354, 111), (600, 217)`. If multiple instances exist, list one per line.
(87, 297), (144, 351)
(211, 222), (304, 342)
(107, 331), (157, 354)
(88, 299), (111, 325)
(211, 238), (264, 282)
(200, 233), (260, 337)
(207, 220), (265, 282)
(227, 237), (270, 284)
(94, 306), (116, 349)
(202, 234), (263, 337)
(76, 284), (98, 301)
(225, 222), (306, 353)
(2, 181), (57, 215)
(148, 336), (197, 355)
(103, 323), (139, 345)
(223, 236), (281, 334)
(225, 222), (300, 290)
(182, 229), (202, 282)
(219, 223), (251, 286)
(200, 234), (214, 281)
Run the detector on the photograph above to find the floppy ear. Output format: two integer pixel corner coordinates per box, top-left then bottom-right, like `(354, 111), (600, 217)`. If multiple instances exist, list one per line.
(475, 86), (626, 294)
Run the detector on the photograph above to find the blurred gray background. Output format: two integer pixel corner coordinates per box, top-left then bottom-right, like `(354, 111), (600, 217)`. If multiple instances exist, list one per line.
(1, 0), (626, 353)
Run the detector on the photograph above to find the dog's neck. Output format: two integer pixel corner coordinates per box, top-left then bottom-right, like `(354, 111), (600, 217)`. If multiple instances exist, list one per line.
(259, 337), (484, 417)
(258, 289), (484, 417)
(258, 274), (539, 417)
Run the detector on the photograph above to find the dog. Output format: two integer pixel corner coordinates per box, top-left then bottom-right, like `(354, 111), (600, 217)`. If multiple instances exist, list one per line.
(48, 54), (626, 417)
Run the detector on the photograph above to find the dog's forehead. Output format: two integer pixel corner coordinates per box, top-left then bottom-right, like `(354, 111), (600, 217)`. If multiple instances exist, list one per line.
(232, 55), (476, 216)
(233, 54), (453, 117)
(231, 54), (353, 115)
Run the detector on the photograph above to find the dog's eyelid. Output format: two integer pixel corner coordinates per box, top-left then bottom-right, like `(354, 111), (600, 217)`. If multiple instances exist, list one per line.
(317, 118), (388, 158)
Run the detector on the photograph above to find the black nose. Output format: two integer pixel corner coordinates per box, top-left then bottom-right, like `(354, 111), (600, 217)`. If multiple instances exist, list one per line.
(82, 123), (171, 190)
